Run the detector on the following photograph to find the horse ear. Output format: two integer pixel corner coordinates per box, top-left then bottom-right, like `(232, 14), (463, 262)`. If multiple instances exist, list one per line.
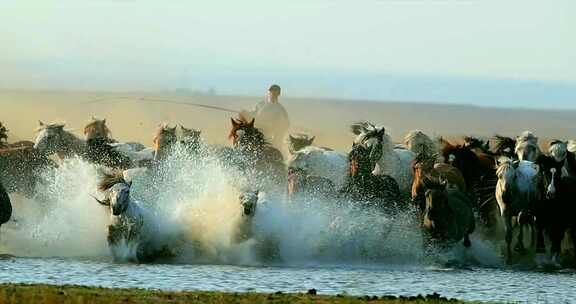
(289, 134), (296, 141)
(231, 118), (239, 127)
(248, 118), (255, 128)
(102, 118), (106, 124)
(91, 195), (110, 206)
(309, 136), (316, 144)
(38, 120), (45, 127)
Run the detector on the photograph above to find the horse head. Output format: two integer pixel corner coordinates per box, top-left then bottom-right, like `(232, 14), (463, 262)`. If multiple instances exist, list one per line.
(229, 117), (266, 156)
(95, 172), (132, 216)
(287, 133), (315, 154)
(536, 155), (563, 200)
(239, 190), (259, 216)
(515, 131), (541, 162)
(34, 121), (67, 154)
(404, 130), (437, 156)
(0, 122), (8, 147)
(84, 117), (111, 141)
(153, 124), (177, 161)
(348, 142), (378, 179)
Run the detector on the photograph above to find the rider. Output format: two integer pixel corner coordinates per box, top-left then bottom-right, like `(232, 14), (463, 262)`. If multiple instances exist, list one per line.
(239, 84), (290, 149)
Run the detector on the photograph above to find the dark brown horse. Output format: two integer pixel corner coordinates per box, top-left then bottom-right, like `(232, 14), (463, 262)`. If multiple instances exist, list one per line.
(421, 176), (475, 248)
(229, 118), (286, 190)
(339, 143), (403, 211)
(411, 153), (466, 212)
(439, 137), (499, 228)
(0, 181), (12, 229)
(535, 146), (576, 266)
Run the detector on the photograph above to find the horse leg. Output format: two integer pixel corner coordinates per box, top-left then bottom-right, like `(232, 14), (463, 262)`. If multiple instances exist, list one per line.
(463, 234), (471, 248)
(549, 227), (563, 266)
(504, 214), (513, 264)
(515, 223), (526, 254)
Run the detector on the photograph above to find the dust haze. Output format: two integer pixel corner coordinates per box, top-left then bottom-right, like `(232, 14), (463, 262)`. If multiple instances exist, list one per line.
(2, 90), (575, 150)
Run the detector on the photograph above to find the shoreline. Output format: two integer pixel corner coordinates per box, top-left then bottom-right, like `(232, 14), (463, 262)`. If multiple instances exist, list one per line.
(0, 283), (475, 303)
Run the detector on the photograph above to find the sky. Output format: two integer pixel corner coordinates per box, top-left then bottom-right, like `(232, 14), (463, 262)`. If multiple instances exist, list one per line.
(1, 0), (574, 109)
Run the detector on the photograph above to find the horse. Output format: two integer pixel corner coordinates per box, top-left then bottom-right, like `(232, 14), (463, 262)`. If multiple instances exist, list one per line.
(421, 176), (475, 248)
(152, 124), (177, 162)
(404, 130), (439, 160)
(287, 138), (347, 199)
(568, 140), (576, 153)
(411, 153), (466, 213)
(495, 158), (541, 262)
(179, 125), (203, 155)
(34, 122), (87, 160)
(515, 131), (541, 162)
(287, 167), (337, 202)
(233, 189), (259, 243)
(287, 133), (316, 155)
(350, 122), (415, 193)
(339, 142), (403, 211)
(0, 122), (8, 149)
(0, 181), (12, 229)
(229, 117), (286, 191)
(535, 145), (576, 266)
(94, 171), (174, 262)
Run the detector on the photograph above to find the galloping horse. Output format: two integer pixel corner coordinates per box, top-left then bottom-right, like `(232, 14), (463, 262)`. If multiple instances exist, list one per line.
(0, 181), (12, 230)
(411, 153), (466, 213)
(535, 143), (576, 266)
(404, 130), (439, 161)
(495, 158), (541, 262)
(351, 122), (415, 193)
(94, 171), (176, 262)
(339, 143), (403, 211)
(287, 134), (347, 199)
(179, 125), (203, 155)
(421, 176), (475, 248)
(152, 124), (178, 162)
(229, 118), (286, 192)
(0, 122), (56, 197)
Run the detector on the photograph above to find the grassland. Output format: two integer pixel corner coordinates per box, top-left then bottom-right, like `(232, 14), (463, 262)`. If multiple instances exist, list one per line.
(0, 284), (477, 304)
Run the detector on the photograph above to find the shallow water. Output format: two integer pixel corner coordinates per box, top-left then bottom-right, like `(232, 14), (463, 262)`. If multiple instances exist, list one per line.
(0, 257), (574, 303)
(1, 150), (575, 303)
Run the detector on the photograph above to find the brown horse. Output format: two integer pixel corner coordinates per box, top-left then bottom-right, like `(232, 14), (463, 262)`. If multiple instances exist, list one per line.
(153, 124), (178, 162)
(229, 117), (286, 191)
(84, 117), (112, 141)
(411, 153), (466, 212)
(421, 176), (475, 248)
(1, 122), (56, 197)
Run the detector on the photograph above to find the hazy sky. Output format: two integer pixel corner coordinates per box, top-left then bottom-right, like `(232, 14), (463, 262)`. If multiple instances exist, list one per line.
(1, 1), (574, 108)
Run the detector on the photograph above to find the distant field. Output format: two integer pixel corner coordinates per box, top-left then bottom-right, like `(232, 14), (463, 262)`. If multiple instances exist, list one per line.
(0, 284), (473, 304)
(1, 90), (574, 152)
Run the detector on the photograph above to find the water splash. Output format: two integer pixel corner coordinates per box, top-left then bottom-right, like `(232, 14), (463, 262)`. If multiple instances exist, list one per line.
(0, 145), (504, 267)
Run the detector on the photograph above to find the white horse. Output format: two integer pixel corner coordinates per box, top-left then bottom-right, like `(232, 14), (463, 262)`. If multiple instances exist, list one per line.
(403, 130), (440, 161)
(287, 141), (348, 193)
(515, 131), (541, 162)
(94, 172), (160, 262)
(34, 122), (87, 159)
(568, 140), (576, 153)
(495, 158), (540, 262)
(351, 122), (415, 193)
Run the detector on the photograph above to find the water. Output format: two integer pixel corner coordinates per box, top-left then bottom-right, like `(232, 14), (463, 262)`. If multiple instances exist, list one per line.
(1, 147), (575, 303)
(0, 257), (574, 303)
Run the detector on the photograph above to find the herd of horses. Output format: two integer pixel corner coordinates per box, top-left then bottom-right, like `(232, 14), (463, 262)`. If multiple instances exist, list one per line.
(0, 117), (575, 267)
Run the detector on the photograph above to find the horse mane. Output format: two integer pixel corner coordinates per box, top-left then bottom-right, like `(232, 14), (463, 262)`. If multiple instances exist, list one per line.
(463, 136), (489, 152)
(98, 171), (127, 192)
(517, 131), (538, 145)
(350, 121), (377, 135)
(494, 135), (516, 154)
(548, 140), (567, 160)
